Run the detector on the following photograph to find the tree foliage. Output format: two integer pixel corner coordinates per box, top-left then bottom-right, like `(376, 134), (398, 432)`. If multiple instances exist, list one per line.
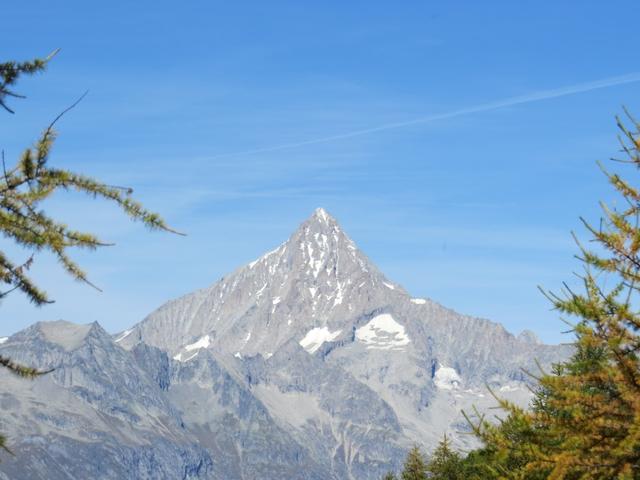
(400, 445), (428, 480)
(382, 437), (466, 480)
(385, 112), (640, 480)
(0, 50), (55, 114)
(462, 112), (640, 479)
(1, 52), (179, 307)
(425, 434), (465, 480)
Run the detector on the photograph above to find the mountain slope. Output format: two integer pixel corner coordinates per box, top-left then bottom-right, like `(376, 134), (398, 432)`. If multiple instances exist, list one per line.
(0, 321), (214, 480)
(120, 209), (566, 378)
(117, 208), (570, 471)
(0, 208), (571, 479)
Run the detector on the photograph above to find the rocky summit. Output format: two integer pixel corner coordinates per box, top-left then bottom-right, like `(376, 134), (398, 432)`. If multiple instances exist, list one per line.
(0, 208), (571, 479)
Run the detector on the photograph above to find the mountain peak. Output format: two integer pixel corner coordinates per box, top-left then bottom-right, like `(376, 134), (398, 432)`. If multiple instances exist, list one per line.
(10, 320), (108, 351)
(244, 208), (353, 274)
(123, 208), (398, 356)
(291, 208), (362, 274)
(306, 207), (339, 230)
(312, 207), (332, 222)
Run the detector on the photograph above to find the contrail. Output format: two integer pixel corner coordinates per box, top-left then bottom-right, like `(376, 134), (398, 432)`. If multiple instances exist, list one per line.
(210, 72), (640, 159)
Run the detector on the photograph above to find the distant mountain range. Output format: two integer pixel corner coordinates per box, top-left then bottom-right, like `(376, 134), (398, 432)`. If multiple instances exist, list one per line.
(0, 208), (571, 479)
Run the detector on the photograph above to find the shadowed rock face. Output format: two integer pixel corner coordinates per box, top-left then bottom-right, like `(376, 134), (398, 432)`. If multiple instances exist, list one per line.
(0, 209), (571, 479)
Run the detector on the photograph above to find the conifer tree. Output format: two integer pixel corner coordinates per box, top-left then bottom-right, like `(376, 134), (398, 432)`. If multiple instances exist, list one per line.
(464, 112), (640, 479)
(382, 472), (397, 480)
(425, 434), (465, 480)
(401, 445), (428, 480)
(0, 51), (178, 445)
(1, 51), (179, 308)
(461, 403), (551, 479)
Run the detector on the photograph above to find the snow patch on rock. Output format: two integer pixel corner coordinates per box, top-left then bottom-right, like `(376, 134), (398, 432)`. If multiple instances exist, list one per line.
(115, 329), (132, 343)
(434, 365), (462, 390)
(499, 384), (522, 393)
(256, 283), (267, 298)
(174, 334), (211, 362)
(299, 327), (342, 354)
(184, 335), (211, 352)
(355, 314), (410, 350)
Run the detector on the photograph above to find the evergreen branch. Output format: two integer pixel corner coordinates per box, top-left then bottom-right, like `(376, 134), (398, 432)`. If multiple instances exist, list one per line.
(0, 50), (58, 114)
(0, 355), (53, 378)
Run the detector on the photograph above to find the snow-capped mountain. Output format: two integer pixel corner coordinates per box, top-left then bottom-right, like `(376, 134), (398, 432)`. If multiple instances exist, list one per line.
(0, 208), (571, 479)
(119, 208), (406, 358)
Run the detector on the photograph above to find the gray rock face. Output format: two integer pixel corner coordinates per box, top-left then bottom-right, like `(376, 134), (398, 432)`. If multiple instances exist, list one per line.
(0, 208), (571, 479)
(167, 347), (332, 479)
(0, 321), (214, 480)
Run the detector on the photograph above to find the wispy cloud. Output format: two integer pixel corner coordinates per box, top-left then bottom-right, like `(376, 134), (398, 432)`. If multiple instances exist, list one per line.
(209, 72), (640, 159)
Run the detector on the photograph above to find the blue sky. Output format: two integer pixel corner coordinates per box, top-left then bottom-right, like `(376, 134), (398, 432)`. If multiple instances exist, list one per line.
(2, 1), (639, 343)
